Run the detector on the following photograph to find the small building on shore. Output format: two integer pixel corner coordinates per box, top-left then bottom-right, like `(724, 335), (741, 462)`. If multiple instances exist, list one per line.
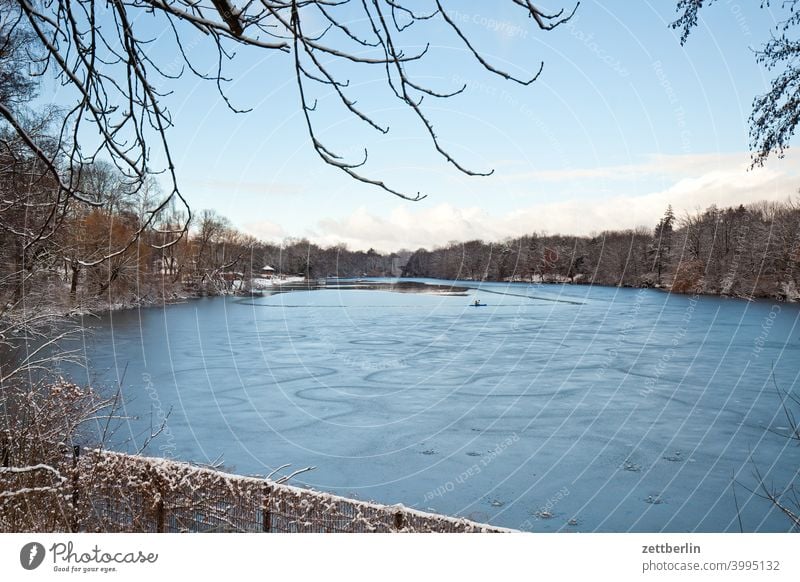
(261, 265), (276, 280)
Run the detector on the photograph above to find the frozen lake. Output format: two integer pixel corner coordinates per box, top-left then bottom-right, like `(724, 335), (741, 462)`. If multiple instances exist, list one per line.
(71, 279), (800, 532)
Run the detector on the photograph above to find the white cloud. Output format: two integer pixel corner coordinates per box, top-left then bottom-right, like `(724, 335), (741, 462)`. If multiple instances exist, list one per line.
(308, 152), (800, 252)
(310, 205), (503, 251)
(496, 152), (753, 183)
(242, 219), (287, 241)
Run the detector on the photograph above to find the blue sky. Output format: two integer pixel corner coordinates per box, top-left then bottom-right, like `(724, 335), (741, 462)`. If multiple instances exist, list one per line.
(55, 1), (800, 250)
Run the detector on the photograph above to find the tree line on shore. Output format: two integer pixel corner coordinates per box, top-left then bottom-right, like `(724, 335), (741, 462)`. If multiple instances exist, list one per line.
(402, 201), (800, 301)
(4, 153), (800, 317)
(0, 152), (406, 313)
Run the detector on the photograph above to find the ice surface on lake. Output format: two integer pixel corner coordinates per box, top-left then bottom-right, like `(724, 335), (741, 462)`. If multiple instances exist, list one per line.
(74, 279), (800, 531)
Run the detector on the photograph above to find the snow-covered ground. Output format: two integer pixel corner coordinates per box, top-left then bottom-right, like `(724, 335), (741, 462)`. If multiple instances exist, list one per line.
(251, 276), (307, 290)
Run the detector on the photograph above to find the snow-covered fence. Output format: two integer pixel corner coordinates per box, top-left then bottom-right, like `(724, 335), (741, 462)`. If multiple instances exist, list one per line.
(1, 446), (513, 533)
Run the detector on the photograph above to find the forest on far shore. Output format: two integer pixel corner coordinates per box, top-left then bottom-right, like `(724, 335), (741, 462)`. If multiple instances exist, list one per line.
(402, 200), (800, 301)
(4, 159), (798, 316)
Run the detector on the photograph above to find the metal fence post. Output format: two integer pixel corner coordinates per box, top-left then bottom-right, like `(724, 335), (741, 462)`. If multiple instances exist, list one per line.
(71, 445), (80, 532)
(0, 431), (6, 467)
(393, 510), (405, 532)
(262, 485), (272, 533)
(156, 495), (166, 533)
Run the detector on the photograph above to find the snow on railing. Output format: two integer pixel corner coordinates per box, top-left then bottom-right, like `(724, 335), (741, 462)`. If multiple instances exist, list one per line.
(1, 446), (515, 533)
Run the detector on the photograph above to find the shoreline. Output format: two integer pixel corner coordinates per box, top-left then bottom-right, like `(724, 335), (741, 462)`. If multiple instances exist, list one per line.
(10, 275), (795, 327)
(399, 276), (799, 304)
(61, 275), (317, 318)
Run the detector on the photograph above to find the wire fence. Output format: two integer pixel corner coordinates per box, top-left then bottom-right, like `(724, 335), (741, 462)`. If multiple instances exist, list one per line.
(1, 445), (513, 533)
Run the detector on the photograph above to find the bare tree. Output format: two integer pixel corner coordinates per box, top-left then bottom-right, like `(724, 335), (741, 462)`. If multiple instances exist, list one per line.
(673, 0), (800, 165)
(0, 0), (578, 268)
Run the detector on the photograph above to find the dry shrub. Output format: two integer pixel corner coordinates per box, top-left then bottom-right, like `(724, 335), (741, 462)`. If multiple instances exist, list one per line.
(671, 259), (705, 294)
(0, 379), (112, 531)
